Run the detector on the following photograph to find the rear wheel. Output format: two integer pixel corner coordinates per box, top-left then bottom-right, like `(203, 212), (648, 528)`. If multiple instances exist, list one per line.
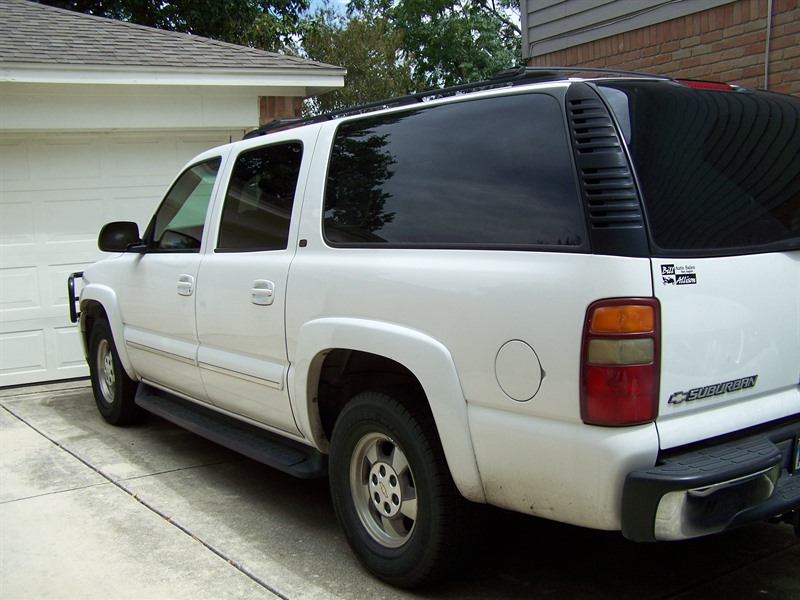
(329, 388), (469, 587)
(88, 319), (145, 425)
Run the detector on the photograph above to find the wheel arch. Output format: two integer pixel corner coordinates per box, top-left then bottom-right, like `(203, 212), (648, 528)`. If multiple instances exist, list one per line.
(290, 317), (485, 503)
(80, 284), (137, 381)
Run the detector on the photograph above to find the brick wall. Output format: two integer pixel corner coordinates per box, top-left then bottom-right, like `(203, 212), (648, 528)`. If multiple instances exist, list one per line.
(258, 96), (303, 125)
(528, 0), (799, 95)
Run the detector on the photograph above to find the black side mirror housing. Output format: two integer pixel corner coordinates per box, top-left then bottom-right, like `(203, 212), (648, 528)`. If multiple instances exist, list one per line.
(98, 221), (142, 252)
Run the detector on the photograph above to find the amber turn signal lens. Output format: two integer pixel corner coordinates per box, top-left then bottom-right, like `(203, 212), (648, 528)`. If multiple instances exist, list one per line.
(590, 305), (655, 334)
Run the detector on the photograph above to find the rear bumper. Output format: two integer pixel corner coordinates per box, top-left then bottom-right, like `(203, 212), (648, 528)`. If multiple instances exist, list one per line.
(621, 417), (800, 541)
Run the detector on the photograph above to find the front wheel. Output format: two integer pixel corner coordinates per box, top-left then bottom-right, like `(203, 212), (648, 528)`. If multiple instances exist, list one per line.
(88, 319), (145, 426)
(329, 389), (469, 588)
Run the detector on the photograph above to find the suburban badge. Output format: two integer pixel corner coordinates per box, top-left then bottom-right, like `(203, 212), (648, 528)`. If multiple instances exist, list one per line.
(668, 375), (758, 404)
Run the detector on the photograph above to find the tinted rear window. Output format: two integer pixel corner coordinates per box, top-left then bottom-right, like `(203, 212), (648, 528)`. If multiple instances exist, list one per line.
(600, 82), (800, 254)
(324, 93), (586, 249)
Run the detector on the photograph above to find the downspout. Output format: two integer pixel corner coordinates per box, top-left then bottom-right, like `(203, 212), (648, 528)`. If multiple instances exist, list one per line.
(764, 0), (773, 90)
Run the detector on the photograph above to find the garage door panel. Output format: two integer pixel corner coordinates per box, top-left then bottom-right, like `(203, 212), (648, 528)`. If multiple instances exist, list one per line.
(55, 324), (86, 369)
(110, 188), (167, 228)
(0, 323), (87, 385)
(0, 329), (47, 380)
(0, 266), (41, 313)
(36, 136), (103, 181)
(0, 200), (35, 246)
(0, 137), (30, 182)
(110, 136), (175, 184)
(43, 197), (106, 244)
(0, 264), (91, 320)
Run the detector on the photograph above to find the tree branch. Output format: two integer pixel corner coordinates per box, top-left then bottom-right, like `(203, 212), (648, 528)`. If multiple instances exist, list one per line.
(483, 0), (522, 35)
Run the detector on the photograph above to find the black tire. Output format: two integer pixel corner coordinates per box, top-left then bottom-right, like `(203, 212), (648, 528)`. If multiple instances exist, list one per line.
(329, 388), (470, 588)
(88, 319), (146, 426)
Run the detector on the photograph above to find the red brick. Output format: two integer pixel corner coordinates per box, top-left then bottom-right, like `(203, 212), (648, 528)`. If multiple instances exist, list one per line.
(770, 34), (799, 51)
(672, 47), (692, 61)
(732, 1), (743, 24)
(744, 42), (765, 54)
(642, 44), (660, 58)
(652, 53), (672, 66)
(660, 40), (680, 53)
(724, 23), (746, 38)
(772, 8), (799, 27)
(774, 0), (799, 12)
(711, 37), (738, 53)
(772, 17), (800, 34)
(770, 59), (793, 73)
(680, 56), (702, 69)
(740, 31), (765, 45)
(722, 4), (734, 26)
(780, 43), (800, 59)
(744, 18), (768, 34)
(658, 22), (674, 44)
(742, 64), (764, 78)
(699, 30), (724, 44)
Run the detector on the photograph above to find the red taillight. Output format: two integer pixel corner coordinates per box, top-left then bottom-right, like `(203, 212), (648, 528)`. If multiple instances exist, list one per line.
(675, 79), (734, 91)
(581, 299), (660, 426)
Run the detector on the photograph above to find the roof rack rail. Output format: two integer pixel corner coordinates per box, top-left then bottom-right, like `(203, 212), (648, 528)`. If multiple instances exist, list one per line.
(243, 66), (670, 139)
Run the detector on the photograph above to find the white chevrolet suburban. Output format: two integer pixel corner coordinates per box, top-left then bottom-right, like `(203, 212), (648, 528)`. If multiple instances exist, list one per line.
(69, 68), (800, 587)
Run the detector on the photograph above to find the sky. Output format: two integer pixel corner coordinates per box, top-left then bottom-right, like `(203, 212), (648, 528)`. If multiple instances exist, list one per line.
(309, 0), (348, 13)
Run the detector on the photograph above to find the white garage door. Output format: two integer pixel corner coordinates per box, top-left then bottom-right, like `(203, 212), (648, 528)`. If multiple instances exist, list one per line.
(0, 130), (239, 387)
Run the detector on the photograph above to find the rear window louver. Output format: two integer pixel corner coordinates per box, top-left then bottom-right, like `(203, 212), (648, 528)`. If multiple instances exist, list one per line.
(566, 83), (649, 257)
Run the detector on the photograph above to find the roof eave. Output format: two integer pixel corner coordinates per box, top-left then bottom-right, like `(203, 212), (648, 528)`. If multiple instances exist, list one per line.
(0, 63), (346, 95)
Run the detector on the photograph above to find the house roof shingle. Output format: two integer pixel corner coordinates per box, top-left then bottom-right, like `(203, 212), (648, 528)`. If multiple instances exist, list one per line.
(0, 0), (343, 73)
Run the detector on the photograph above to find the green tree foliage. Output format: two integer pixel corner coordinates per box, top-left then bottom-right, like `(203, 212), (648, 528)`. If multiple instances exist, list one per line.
(300, 5), (416, 113)
(37, 0), (309, 51)
(348, 0), (521, 88)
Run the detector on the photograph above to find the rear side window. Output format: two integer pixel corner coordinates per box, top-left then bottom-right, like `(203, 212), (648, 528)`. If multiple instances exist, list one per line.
(217, 142), (302, 251)
(600, 82), (800, 254)
(324, 93), (585, 249)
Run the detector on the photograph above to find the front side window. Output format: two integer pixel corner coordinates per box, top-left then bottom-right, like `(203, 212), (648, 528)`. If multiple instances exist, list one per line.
(324, 93), (585, 249)
(150, 158), (221, 251)
(217, 142), (303, 251)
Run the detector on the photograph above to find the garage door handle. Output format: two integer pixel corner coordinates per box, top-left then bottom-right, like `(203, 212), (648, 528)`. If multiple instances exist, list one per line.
(177, 274), (194, 296)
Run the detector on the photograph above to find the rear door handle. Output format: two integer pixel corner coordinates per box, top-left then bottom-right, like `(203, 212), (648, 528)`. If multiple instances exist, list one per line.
(177, 274), (194, 296)
(252, 280), (275, 306)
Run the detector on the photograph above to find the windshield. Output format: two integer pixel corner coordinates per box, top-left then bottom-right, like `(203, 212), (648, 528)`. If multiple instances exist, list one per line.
(599, 82), (800, 255)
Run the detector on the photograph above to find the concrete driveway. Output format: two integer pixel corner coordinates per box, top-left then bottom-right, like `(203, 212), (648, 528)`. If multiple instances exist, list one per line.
(1, 382), (798, 599)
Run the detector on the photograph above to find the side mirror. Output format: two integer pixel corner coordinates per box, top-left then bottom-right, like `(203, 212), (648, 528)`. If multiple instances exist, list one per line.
(98, 221), (142, 252)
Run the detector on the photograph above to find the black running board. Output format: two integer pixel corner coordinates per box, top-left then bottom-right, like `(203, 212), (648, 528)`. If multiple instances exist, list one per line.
(135, 384), (327, 478)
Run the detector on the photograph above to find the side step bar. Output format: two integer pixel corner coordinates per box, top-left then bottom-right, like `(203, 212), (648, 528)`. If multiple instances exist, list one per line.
(135, 384), (327, 478)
